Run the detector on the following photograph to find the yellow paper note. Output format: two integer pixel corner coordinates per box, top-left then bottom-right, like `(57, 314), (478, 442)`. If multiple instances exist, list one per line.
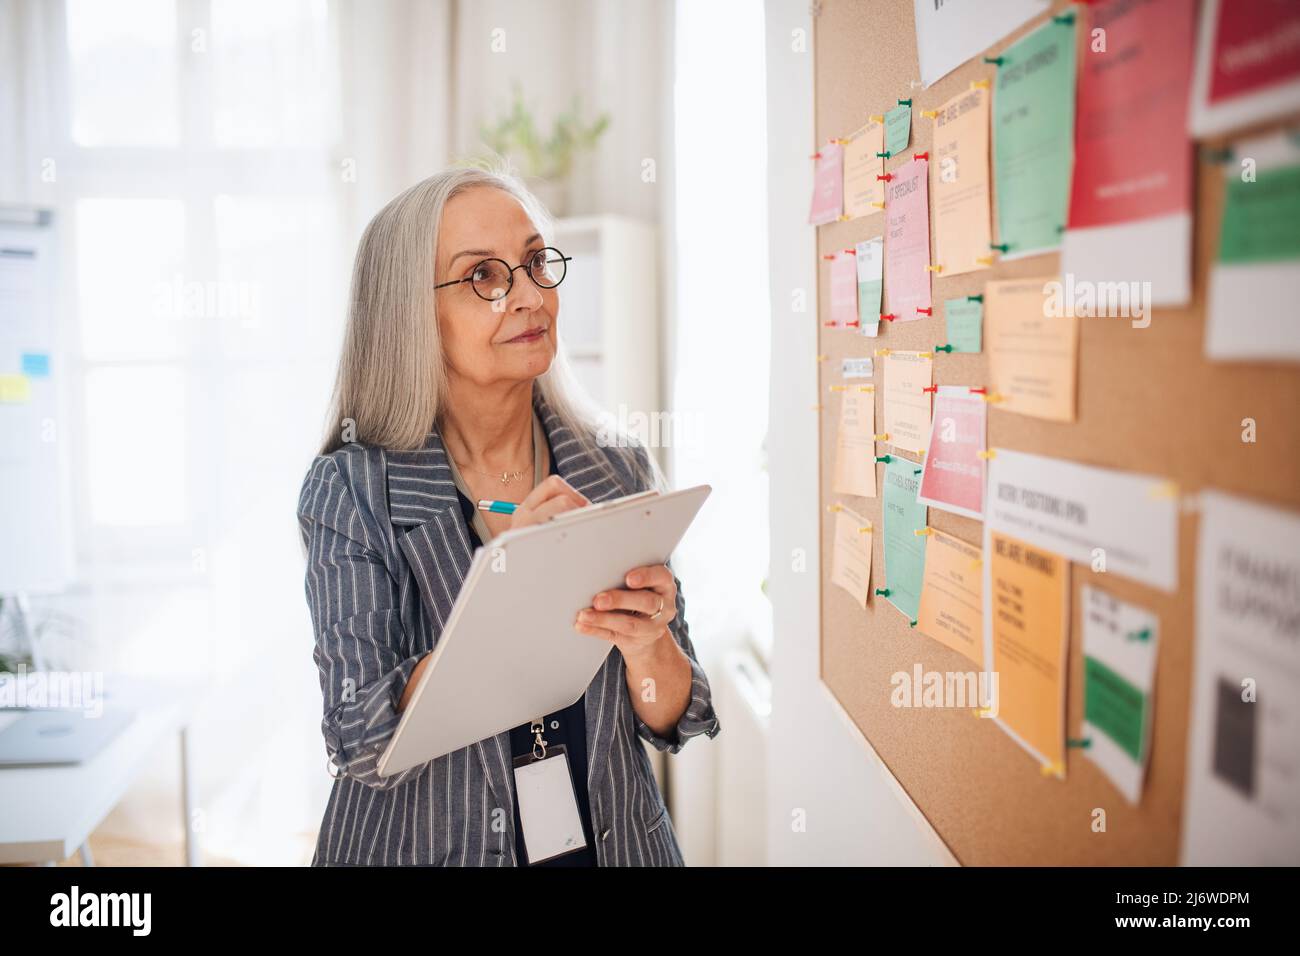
(831, 506), (873, 609)
(843, 120), (885, 218)
(0, 374), (32, 403)
(930, 86), (991, 276)
(832, 387), (876, 498)
(988, 530), (1069, 774)
(917, 529), (983, 668)
(882, 351), (933, 455)
(986, 278), (1078, 422)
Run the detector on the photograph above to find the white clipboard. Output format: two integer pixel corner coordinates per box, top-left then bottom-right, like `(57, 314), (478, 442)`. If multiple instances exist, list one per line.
(377, 483), (711, 777)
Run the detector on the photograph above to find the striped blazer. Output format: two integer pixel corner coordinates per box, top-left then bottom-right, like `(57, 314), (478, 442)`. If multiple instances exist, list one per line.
(296, 388), (720, 866)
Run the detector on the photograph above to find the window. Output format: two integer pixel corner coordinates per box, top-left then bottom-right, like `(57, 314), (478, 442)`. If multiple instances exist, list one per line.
(672, 0), (773, 661)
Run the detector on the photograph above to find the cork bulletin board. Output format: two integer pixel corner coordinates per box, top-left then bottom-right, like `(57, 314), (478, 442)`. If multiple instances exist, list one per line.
(815, 0), (1300, 864)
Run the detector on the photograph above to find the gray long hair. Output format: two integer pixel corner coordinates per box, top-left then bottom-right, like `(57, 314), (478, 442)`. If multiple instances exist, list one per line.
(319, 160), (660, 495)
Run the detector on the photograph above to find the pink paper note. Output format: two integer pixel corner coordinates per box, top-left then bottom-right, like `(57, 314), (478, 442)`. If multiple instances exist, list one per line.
(884, 158), (932, 320)
(829, 251), (859, 327)
(917, 385), (986, 520)
(809, 142), (845, 226)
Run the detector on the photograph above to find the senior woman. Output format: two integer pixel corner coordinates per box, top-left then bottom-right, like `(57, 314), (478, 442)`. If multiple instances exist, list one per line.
(297, 165), (719, 867)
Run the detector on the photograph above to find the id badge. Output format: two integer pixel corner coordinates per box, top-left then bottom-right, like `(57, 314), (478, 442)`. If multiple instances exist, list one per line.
(512, 744), (588, 864)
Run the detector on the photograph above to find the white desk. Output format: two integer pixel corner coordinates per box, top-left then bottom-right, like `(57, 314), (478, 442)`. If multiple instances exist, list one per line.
(0, 675), (204, 866)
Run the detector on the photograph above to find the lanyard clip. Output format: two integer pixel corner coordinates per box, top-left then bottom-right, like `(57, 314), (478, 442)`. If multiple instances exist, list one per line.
(530, 718), (548, 760)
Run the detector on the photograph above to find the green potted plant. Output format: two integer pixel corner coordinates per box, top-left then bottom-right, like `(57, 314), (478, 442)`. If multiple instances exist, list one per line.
(475, 81), (611, 217)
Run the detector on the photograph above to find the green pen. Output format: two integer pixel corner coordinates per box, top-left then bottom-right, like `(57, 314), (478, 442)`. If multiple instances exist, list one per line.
(477, 499), (519, 515)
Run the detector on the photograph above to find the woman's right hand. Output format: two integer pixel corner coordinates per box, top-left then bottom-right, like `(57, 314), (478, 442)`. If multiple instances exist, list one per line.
(508, 474), (590, 530)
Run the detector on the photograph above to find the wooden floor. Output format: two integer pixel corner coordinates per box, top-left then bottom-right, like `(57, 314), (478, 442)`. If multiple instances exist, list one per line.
(3, 831), (318, 867)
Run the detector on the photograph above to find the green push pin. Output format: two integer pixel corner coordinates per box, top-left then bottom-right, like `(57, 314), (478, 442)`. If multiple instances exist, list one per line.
(876, 454), (893, 463)
(897, 98), (912, 107)
(967, 294), (983, 303)
(983, 56), (1004, 66)
(875, 588), (891, 597)
(1127, 628), (1152, 643)
(935, 344), (954, 353)
(876, 151), (891, 159)
(1067, 737), (1092, 750)
(990, 242), (1010, 253)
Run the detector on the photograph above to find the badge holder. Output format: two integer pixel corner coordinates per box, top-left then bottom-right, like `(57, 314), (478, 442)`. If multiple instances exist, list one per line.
(511, 718), (589, 864)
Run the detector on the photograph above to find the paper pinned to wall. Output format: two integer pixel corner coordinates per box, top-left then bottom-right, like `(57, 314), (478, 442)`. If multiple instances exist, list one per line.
(855, 236), (883, 338)
(913, 0), (1050, 88)
(1182, 492), (1300, 865)
(884, 103), (912, 157)
(843, 122), (885, 219)
(984, 448), (1179, 593)
(809, 140), (844, 226)
(831, 505), (874, 610)
(1189, 0), (1300, 138)
(1205, 130), (1300, 362)
(917, 528), (984, 669)
(882, 456), (928, 622)
(917, 385), (986, 520)
(943, 297), (983, 353)
(992, 15), (1077, 259)
(882, 350), (933, 456)
(986, 277), (1078, 423)
(832, 387), (877, 499)
(983, 528), (1070, 776)
(1080, 586), (1158, 806)
(1063, 0), (1195, 309)
(883, 158), (932, 320)
(829, 250), (859, 328)
(930, 85), (992, 277)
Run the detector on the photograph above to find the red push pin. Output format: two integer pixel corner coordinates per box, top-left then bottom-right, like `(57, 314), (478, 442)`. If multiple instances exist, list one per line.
(845, 320), (860, 328)
(969, 387), (988, 395)
(922, 385), (939, 394)
(914, 152), (929, 161)
(844, 247), (856, 254)
(823, 320), (839, 327)
(822, 253), (836, 260)
(917, 307), (933, 316)
(810, 151), (822, 159)
(881, 313), (898, 322)
(876, 173), (893, 182)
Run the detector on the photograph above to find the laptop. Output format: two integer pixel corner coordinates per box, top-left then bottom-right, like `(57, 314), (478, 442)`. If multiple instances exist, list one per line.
(0, 708), (135, 767)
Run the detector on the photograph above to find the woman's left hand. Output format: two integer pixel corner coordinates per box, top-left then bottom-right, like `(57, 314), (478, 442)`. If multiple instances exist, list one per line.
(575, 564), (676, 661)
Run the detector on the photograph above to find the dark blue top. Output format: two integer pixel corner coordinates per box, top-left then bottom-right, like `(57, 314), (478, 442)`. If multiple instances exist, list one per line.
(452, 436), (597, 867)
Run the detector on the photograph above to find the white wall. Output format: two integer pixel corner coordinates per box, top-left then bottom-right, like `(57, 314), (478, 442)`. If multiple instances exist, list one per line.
(450, 0), (664, 223)
(761, 0), (956, 867)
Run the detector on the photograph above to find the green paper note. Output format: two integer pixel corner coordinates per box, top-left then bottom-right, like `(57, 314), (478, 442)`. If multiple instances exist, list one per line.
(883, 456), (928, 620)
(855, 236), (883, 337)
(1084, 656), (1150, 763)
(885, 104), (911, 157)
(992, 15), (1076, 257)
(1219, 163), (1300, 265)
(944, 297), (983, 353)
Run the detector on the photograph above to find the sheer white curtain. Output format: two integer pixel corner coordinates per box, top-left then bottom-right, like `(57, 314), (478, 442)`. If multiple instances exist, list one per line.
(0, 0), (452, 864)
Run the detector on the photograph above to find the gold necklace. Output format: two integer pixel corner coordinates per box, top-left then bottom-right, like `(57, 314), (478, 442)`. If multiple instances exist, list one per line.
(454, 432), (533, 485)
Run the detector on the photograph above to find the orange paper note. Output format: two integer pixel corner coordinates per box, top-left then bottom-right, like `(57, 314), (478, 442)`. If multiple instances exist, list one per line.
(843, 120), (885, 219)
(986, 278), (1078, 422)
(917, 529), (984, 668)
(930, 86), (992, 276)
(986, 529), (1070, 775)
(882, 351), (933, 455)
(831, 506), (874, 609)
(833, 387), (877, 498)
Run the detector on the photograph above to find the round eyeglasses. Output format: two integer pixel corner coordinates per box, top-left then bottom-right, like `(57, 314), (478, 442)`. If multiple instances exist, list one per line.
(434, 246), (571, 302)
